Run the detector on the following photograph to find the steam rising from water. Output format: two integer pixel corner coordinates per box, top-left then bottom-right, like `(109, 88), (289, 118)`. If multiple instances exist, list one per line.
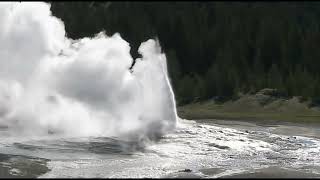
(0, 2), (177, 138)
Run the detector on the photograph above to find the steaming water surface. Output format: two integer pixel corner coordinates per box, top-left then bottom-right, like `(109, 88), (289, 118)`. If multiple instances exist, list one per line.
(0, 119), (320, 178)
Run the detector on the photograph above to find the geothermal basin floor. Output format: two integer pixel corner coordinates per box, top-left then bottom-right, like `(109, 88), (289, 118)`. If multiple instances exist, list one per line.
(0, 119), (320, 178)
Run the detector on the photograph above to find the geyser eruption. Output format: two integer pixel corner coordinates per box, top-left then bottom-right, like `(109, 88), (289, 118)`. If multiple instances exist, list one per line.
(0, 2), (178, 139)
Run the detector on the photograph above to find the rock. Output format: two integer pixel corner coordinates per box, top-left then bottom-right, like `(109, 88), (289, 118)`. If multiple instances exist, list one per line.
(254, 88), (288, 106)
(179, 169), (192, 173)
(257, 88), (285, 97)
(208, 143), (230, 150)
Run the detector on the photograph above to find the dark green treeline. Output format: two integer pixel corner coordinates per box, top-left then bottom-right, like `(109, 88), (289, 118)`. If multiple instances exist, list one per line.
(50, 2), (320, 105)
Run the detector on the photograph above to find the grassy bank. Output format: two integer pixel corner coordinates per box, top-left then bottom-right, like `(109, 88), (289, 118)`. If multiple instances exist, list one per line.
(177, 89), (320, 124)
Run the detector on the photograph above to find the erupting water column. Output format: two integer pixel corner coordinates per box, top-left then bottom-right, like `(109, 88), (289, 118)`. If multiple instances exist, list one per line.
(0, 2), (178, 139)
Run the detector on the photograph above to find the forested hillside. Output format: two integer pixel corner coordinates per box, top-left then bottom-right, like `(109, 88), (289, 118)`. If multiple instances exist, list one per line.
(50, 2), (320, 105)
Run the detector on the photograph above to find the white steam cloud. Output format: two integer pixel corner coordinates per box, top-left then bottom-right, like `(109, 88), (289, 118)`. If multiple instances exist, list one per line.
(0, 2), (178, 138)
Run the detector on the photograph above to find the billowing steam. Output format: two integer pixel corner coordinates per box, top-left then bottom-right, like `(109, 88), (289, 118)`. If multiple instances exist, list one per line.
(0, 2), (177, 138)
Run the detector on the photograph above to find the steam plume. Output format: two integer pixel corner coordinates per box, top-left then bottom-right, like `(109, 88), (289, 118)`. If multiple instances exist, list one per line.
(0, 2), (178, 139)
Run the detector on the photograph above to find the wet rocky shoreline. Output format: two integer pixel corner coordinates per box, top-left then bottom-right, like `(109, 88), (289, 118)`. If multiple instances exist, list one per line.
(0, 153), (49, 178)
